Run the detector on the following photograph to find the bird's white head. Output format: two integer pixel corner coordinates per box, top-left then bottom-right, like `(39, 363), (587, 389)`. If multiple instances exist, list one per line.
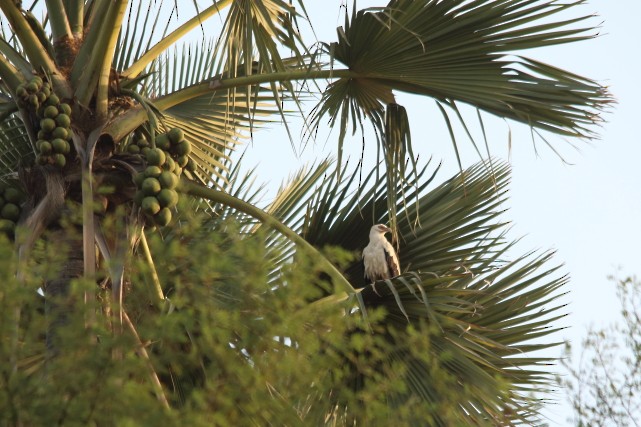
(369, 224), (391, 239)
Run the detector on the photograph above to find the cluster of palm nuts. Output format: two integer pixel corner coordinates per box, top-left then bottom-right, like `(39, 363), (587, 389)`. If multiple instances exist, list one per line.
(0, 183), (26, 238)
(132, 128), (191, 226)
(15, 76), (73, 168)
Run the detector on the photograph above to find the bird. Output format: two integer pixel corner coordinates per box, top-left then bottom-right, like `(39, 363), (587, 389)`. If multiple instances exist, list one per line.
(362, 224), (400, 284)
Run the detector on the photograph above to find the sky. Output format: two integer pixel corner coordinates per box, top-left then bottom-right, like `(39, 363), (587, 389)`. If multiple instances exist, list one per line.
(232, 2), (640, 425)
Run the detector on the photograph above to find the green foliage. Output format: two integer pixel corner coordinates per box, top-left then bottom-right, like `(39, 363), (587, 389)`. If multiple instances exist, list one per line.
(0, 222), (478, 426)
(561, 275), (641, 426)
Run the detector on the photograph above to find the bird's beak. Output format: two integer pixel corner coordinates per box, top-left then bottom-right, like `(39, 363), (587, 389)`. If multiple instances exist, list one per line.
(381, 225), (391, 233)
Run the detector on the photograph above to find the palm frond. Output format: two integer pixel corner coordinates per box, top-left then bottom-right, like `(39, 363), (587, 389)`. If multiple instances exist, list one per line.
(0, 112), (33, 176)
(351, 165), (565, 425)
(114, 0), (174, 73)
(210, 0), (315, 143)
(355, 248), (567, 424)
(254, 157), (565, 424)
(319, 0), (610, 140)
(161, 86), (281, 186)
(211, 0), (307, 78)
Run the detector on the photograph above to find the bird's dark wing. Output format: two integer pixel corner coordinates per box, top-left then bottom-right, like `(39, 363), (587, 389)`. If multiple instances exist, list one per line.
(384, 248), (400, 278)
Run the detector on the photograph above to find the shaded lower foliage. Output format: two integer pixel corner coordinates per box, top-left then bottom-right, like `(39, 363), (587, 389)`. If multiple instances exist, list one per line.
(0, 222), (458, 426)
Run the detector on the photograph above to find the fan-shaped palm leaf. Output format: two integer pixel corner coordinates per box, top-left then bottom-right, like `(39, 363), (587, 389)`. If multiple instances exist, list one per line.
(316, 0), (609, 139)
(306, 0), (610, 251)
(250, 158), (566, 425)
(0, 113), (32, 175)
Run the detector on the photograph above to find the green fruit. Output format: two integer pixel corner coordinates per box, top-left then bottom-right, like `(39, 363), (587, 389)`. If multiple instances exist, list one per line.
(162, 156), (176, 172)
(145, 148), (166, 166)
(136, 137), (149, 148)
(176, 155), (189, 168)
(3, 188), (23, 204)
(51, 138), (69, 154)
(133, 172), (146, 187)
(186, 158), (196, 172)
(37, 130), (47, 140)
(16, 85), (26, 97)
(142, 177), (161, 196)
(41, 86), (51, 97)
(37, 91), (47, 103)
(127, 144), (141, 154)
(31, 76), (43, 86)
(1, 203), (20, 221)
(144, 165), (162, 178)
(158, 171), (178, 189)
(59, 103), (71, 115)
(168, 128), (184, 144)
(28, 94), (39, 106)
(44, 105), (58, 118)
(141, 147), (151, 156)
(40, 118), (56, 132)
(53, 153), (66, 168)
(52, 127), (69, 140)
(157, 189), (178, 208)
(36, 154), (48, 165)
(154, 207), (172, 226)
(174, 140), (191, 156)
(47, 94), (60, 106)
(141, 197), (161, 215)
(0, 219), (15, 234)
(26, 82), (38, 93)
(56, 114), (71, 128)
(38, 140), (52, 154)
(155, 134), (170, 151)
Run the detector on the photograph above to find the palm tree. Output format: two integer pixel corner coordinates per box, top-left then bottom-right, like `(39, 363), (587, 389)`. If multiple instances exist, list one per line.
(0, 0), (610, 424)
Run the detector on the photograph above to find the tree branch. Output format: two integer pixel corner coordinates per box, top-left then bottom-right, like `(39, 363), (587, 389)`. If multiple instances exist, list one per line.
(0, 51), (26, 95)
(45, 0), (72, 41)
(178, 179), (356, 298)
(122, 311), (170, 409)
(95, 0), (128, 120)
(139, 231), (165, 307)
(63, 0), (83, 35)
(105, 68), (354, 142)
(70, 0), (113, 105)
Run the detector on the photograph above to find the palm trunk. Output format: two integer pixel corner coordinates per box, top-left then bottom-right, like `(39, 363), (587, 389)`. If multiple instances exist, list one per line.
(44, 228), (84, 358)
